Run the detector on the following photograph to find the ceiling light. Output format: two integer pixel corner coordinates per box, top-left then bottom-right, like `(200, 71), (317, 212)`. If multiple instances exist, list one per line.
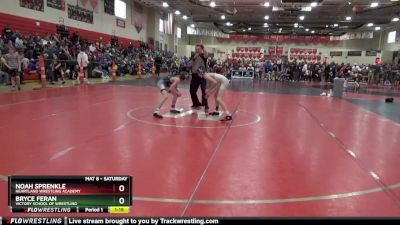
(162, 2), (168, 7)
(264, 23), (268, 27)
(175, 10), (181, 15)
(311, 30), (315, 34)
(305, 28), (309, 31)
(190, 24), (195, 28)
(348, 1), (352, 5)
(263, 2), (270, 7)
(264, 15), (269, 20)
(221, 15), (225, 20)
(311, 2), (318, 7)
(301, 7), (312, 11)
(375, 26), (381, 31)
(393, 17), (400, 22)
(272, 6), (283, 11)
(294, 23), (298, 28)
(182, 15), (187, 20)
(325, 25), (328, 28)
(299, 15), (305, 20)
(210, 1), (216, 7)
(346, 16), (351, 21)
(248, 27), (252, 30)
(370, 2), (379, 8)
(367, 22), (373, 27)
(334, 23), (339, 27)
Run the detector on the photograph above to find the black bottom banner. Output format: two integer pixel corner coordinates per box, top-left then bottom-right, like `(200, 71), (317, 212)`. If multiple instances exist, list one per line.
(1, 217), (399, 225)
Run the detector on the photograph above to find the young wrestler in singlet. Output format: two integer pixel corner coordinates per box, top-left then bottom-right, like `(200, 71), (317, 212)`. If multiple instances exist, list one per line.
(153, 72), (188, 118)
(203, 73), (232, 121)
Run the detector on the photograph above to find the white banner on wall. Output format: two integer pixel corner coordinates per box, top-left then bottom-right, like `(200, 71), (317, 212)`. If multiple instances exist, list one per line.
(187, 26), (229, 38)
(331, 31), (374, 41)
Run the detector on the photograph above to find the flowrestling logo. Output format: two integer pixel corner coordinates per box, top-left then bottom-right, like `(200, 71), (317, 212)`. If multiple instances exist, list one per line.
(5, 218), (63, 224)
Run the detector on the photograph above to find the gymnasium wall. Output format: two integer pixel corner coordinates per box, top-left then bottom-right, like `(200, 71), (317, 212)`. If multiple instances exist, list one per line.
(151, 12), (189, 54)
(381, 24), (400, 63)
(382, 23), (400, 50)
(0, 0), (148, 44)
(175, 22), (190, 56)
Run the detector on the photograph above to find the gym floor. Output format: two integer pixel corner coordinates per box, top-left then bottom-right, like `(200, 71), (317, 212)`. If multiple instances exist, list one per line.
(0, 76), (400, 216)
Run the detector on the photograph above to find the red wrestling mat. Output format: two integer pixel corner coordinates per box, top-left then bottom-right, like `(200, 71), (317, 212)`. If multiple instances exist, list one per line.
(1, 84), (399, 216)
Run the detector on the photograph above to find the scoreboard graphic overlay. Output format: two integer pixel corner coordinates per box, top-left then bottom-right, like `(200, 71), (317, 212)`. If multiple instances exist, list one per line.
(8, 176), (132, 213)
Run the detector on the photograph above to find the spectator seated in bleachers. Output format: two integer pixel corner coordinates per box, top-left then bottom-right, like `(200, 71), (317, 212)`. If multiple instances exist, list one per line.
(247, 64), (254, 71)
(238, 65), (246, 71)
(0, 24), (181, 83)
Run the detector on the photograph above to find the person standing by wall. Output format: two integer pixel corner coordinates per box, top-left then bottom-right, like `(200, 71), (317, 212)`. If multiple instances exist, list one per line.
(154, 54), (162, 77)
(1, 47), (21, 91)
(77, 46), (89, 84)
(0, 51), (10, 85)
(43, 44), (57, 85)
(188, 44), (208, 111)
